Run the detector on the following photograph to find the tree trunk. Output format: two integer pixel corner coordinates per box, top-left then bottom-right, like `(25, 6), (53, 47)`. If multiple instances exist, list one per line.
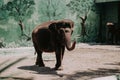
(0, 41), (4, 48)
(80, 15), (88, 42)
(18, 20), (24, 35)
(18, 20), (31, 41)
(81, 22), (87, 36)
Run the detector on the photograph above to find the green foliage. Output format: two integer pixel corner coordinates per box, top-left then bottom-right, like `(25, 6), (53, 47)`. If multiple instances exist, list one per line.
(4, 40), (32, 48)
(38, 0), (66, 22)
(0, 0), (36, 41)
(67, 0), (95, 17)
(0, 0), (9, 24)
(67, 0), (99, 42)
(0, 0), (101, 48)
(5, 0), (35, 22)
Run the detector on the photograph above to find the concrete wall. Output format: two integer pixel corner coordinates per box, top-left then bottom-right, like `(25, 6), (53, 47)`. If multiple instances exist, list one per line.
(105, 3), (118, 23)
(96, 0), (120, 3)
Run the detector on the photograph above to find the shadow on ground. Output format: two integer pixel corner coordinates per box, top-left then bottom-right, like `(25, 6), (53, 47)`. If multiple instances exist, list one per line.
(0, 77), (33, 80)
(106, 62), (120, 66)
(87, 42), (120, 46)
(54, 68), (120, 80)
(0, 57), (31, 80)
(18, 65), (64, 77)
(0, 57), (27, 74)
(18, 65), (120, 80)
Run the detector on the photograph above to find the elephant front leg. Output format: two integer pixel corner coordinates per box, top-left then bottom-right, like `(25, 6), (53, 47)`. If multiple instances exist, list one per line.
(36, 51), (45, 67)
(54, 48), (63, 70)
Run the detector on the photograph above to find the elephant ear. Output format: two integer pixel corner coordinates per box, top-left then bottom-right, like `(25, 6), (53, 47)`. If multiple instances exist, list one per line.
(49, 22), (65, 44)
(49, 23), (57, 32)
(49, 23), (63, 37)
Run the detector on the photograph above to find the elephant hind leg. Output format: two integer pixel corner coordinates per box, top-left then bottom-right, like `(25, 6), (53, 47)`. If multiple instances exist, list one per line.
(33, 43), (45, 67)
(36, 51), (45, 67)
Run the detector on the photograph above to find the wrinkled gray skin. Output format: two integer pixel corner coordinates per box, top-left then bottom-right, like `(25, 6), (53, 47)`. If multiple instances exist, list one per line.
(32, 19), (76, 70)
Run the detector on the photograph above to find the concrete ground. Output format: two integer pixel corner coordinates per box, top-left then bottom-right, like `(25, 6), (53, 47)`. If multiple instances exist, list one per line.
(0, 43), (120, 80)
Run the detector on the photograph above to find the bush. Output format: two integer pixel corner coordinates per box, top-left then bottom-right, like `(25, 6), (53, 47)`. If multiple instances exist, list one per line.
(4, 40), (33, 48)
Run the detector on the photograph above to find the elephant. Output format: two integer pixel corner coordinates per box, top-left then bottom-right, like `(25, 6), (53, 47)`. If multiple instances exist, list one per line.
(106, 22), (120, 44)
(32, 19), (76, 70)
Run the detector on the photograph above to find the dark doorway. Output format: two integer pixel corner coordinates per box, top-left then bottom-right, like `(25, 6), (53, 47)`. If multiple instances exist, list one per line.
(118, 3), (120, 25)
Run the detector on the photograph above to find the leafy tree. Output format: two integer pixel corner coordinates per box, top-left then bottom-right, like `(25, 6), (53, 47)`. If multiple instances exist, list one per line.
(5, 0), (35, 40)
(38, 0), (66, 22)
(67, 0), (96, 42)
(0, 0), (7, 47)
(0, 0), (8, 24)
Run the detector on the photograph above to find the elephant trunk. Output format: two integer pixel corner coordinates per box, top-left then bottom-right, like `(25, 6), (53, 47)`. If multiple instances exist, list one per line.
(65, 35), (76, 51)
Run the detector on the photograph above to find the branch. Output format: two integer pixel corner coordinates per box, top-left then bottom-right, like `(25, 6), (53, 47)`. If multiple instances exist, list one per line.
(51, 1), (61, 17)
(18, 20), (24, 31)
(80, 17), (84, 22)
(84, 15), (87, 21)
(56, 13), (62, 16)
(79, 13), (88, 23)
(51, 1), (58, 11)
(25, 3), (31, 11)
(15, 6), (20, 15)
(84, 7), (90, 20)
(45, 0), (51, 20)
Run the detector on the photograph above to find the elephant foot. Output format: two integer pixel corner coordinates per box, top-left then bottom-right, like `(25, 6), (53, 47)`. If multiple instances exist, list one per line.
(35, 62), (45, 67)
(54, 66), (63, 70)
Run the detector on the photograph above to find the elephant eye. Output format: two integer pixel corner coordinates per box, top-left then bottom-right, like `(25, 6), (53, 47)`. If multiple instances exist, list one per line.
(65, 30), (69, 33)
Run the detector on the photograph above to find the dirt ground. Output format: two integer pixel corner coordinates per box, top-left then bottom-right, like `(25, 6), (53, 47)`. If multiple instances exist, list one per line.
(0, 43), (120, 80)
